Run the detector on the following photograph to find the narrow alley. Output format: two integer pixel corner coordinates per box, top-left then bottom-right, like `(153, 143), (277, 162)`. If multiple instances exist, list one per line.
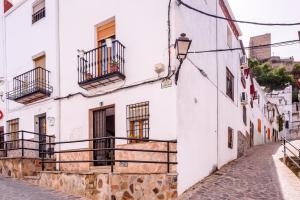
(179, 142), (300, 200)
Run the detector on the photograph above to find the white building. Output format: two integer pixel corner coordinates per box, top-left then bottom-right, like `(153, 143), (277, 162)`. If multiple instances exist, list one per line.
(0, 0), (280, 197)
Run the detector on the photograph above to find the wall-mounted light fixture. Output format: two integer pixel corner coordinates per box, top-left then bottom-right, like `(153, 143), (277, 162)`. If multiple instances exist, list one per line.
(174, 33), (192, 85)
(175, 33), (192, 61)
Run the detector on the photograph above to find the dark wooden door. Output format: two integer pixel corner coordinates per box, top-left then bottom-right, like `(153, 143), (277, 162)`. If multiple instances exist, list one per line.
(0, 127), (4, 150)
(93, 108), (115, 166)
(38, 116), (46, 158)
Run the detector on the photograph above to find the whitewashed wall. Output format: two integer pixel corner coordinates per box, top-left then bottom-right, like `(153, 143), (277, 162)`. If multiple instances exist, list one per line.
(175, 0), (244, 193)
(3, 0), (59, 138)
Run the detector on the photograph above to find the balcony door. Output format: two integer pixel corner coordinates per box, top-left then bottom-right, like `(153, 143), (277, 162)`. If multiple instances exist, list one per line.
(97, 20), (115, 76)
(34, 54), (46, 90)
(93, 106), (115, 166)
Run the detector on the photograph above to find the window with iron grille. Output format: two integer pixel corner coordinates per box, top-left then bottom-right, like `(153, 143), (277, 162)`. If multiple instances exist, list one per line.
(226, 68), (234, 101)
(32, 0), (45, 24)
(228, 127), (233, 149)
(126, 102), (149, 143)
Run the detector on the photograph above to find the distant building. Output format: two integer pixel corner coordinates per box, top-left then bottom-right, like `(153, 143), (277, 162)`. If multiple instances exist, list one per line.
(249, 33), (271, 61)
(249, 33), (300, 72)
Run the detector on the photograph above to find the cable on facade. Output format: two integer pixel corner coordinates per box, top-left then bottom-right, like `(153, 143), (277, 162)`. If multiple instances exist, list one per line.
(167, 0), (172, 76)
(177, 0), (300, 26)
(188, 39), (300, 54)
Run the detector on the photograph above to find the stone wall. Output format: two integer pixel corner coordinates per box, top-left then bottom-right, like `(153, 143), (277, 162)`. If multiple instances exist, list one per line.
(0, 158), (55, 178)
(26, 171), (177, 200)
(249, 33), (271, 61)
(59, 142), (177, 174)
(237, 131), (250, 158)
(115, 142), (177, 174)
(60, 151), (90, 172)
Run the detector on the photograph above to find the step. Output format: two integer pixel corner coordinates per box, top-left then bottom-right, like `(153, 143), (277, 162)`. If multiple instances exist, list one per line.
(89, 166), (113, 173)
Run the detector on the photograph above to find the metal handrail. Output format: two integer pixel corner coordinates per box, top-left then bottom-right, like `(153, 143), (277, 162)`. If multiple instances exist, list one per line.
(40, 136), (177, 173)
(281, 137), (300, 169)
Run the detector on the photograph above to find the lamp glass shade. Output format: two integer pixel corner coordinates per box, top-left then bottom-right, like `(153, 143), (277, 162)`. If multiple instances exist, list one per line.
(175, 33), (192, 60)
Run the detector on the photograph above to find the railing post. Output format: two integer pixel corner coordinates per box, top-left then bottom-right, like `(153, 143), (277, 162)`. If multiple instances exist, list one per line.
(49, 136), (51, 159)
(167, 141), (170, 173)
(41, 134), (45, 171)
(111, 137), (114, 173)
(21, 131), (24, 158)
(5, 141), (7, 157)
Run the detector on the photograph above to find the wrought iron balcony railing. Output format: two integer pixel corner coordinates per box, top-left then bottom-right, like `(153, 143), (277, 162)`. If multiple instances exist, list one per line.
(78, 40), (125, 89)
(6, 67), (53, 104)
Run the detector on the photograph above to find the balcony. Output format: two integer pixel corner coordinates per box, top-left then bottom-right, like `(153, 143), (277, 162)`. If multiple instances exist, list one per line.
(78, 40), (125, 90)
(6, 67), (53, 104)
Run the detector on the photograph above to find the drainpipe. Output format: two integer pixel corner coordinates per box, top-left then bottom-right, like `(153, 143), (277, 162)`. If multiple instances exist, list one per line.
(54, 0), (61, 170)
(215, 0), (220, 169)
(1, 3), (8, 134)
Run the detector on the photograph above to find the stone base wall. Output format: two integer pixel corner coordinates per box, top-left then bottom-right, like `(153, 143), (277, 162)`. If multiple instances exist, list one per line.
(60, 151), (90, 171)
(237, 131), (250, 158)
(115, 142), (177, 174)
(0, 158), (55, 178)
(26, 171), (177, 200)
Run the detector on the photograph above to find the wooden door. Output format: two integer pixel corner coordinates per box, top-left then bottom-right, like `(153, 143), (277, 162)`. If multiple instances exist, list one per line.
(0, 127), (4, 150)
(8, 119), (19, 149)
(34, 55), (46, 89)
(97, 20), (115, 76)
(93, 107), (115, 166)
(38, 116), (47, 158)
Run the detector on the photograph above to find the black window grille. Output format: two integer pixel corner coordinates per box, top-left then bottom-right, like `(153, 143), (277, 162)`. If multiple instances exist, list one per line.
(126, 102), (149, 143)
(228, 127), (233, 149)
(32, 7), (45, 24)
(226, 68), (234, 101)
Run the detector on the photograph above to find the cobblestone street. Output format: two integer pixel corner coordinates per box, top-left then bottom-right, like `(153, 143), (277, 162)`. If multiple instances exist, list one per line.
(0, 176), (85, 200)
(179, 142), (300, 200)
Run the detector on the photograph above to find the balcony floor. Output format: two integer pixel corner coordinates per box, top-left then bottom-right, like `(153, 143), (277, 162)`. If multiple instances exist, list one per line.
(79, 71), (125, 90)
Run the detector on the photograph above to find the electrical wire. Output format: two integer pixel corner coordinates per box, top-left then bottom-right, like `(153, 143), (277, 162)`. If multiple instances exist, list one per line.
(188, 39), (300, 54)
(177, 0), (300, 26)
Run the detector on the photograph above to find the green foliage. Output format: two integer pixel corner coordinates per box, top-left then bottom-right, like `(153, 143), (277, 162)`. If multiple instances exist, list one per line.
(277, 115), (284, 132)
(249, 58), (294, 92)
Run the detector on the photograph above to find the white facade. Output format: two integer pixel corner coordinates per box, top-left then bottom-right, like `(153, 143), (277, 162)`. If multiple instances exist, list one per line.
(0, 0), (281, 196)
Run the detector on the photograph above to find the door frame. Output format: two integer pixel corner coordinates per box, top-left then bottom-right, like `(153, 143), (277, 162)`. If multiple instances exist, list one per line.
(34, 113), (46, 158)
(88, 104), (115, 167)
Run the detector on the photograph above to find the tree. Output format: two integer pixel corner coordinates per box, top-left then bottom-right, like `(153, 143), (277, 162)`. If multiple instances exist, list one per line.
(248, 58), (294, 92)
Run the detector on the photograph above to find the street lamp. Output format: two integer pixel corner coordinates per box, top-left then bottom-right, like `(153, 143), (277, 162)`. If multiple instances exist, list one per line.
(175, 33), (192, 61)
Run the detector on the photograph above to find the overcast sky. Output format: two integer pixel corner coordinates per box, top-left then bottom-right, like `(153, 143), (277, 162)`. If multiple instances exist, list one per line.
(228, 0), (300, 60)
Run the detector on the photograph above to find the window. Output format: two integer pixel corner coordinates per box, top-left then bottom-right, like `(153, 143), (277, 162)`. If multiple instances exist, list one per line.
(243, 106), (247, 125)
(127, 102), (149, 143)
(227, 26), (232, 48)
(7, 119), (19, 149)
(32, 0), (45, 24)
(228, 127), (233, 149)
(226, 68), (234, 101)
(258, 118), (262, 133)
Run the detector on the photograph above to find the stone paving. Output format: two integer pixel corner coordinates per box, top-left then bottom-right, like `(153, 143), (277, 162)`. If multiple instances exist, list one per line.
(179, 142), (300, 200)
(0, 176), (86, 200)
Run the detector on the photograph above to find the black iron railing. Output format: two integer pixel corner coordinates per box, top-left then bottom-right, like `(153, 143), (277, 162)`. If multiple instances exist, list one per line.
(282, 137), (300, 169)
(78, 40), (125, 84)
(32, 7), (46, 24)
(41, 137), (177, 173)
(0, 131), (55, 160)
(6, 67), (52, 101)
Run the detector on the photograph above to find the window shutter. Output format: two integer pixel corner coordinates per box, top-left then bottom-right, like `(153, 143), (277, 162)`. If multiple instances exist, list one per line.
(33, 0), (45, 14)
